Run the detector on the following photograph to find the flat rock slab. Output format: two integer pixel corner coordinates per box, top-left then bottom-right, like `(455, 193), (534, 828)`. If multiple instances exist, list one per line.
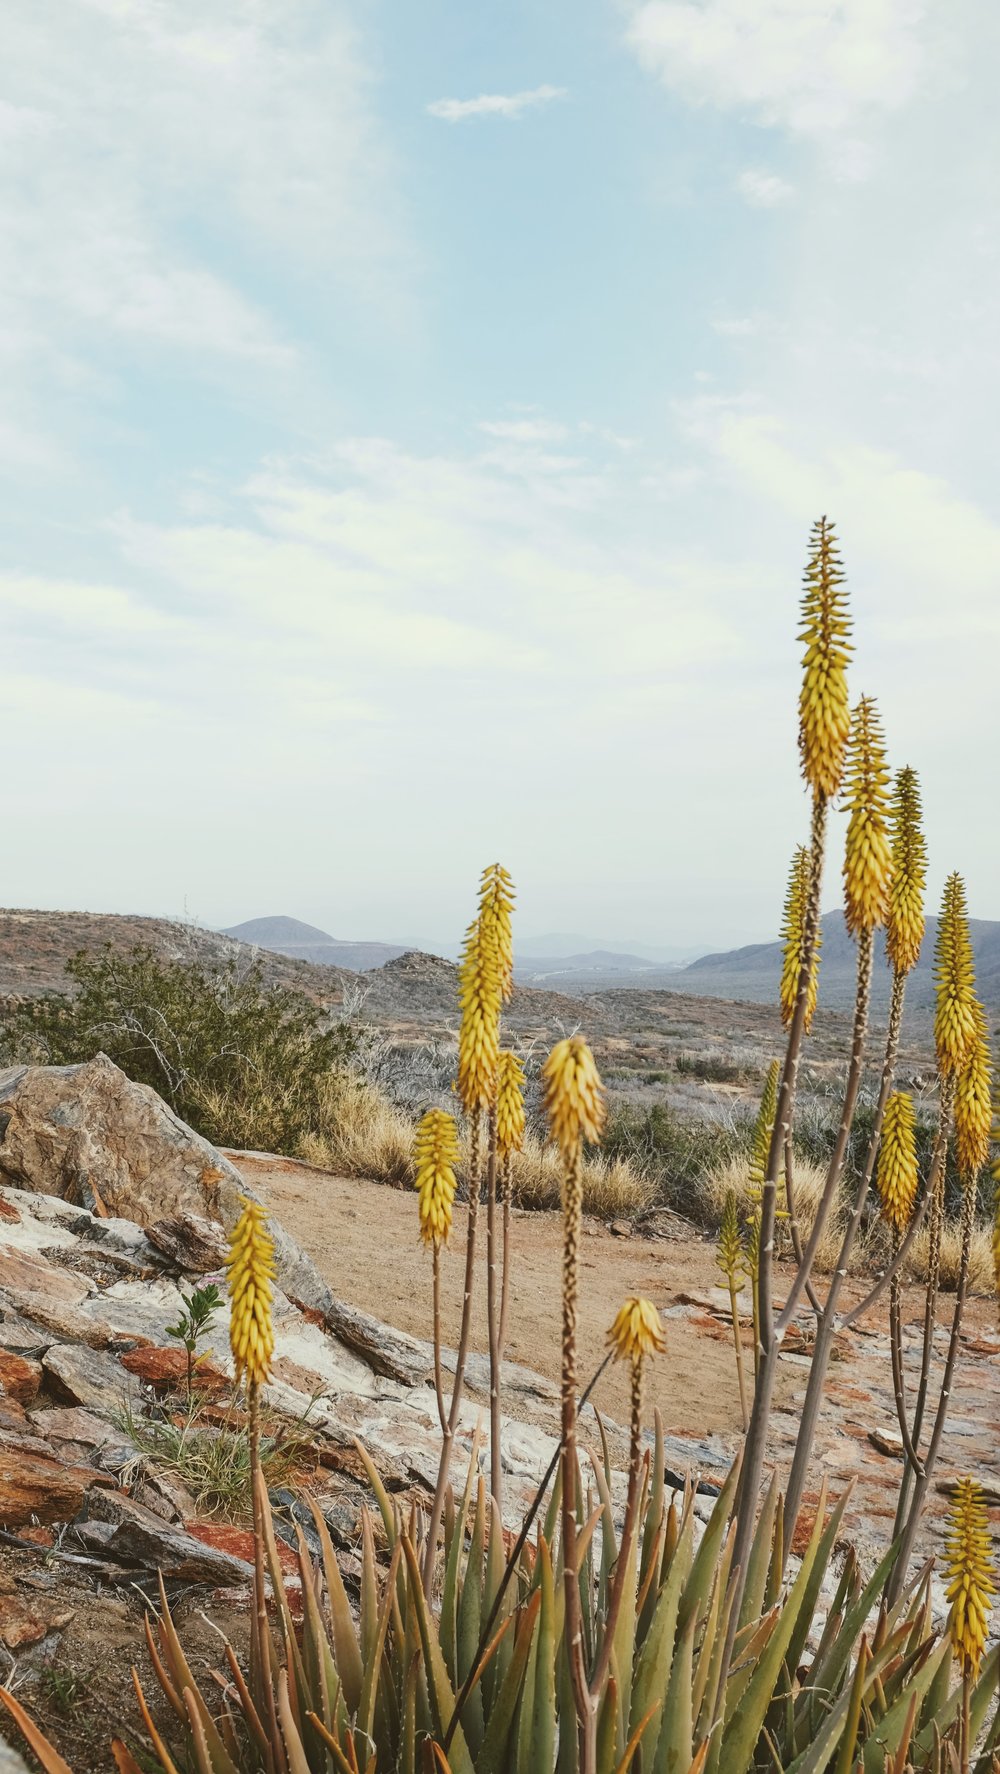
(27, 1405), (121, 1449)
(42, 1343), (141, 1416)
(0, 1350), (42, 1406)
(0, 1244), (93, 1306)
(0, 1435), (91, 1525)
(87, 1488), (255, 1584)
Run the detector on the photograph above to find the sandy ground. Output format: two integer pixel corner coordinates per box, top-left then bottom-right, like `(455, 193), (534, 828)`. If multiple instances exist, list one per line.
(240, 1152), (791, 1440)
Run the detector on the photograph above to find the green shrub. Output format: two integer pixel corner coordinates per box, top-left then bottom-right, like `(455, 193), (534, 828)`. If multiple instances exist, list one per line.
(0, 945), (356, 1154)
(603, 1099), (745, 1218)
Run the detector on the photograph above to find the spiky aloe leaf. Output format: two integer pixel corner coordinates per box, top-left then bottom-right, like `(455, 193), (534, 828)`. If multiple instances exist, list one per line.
(0, 1688), (74, 1774)
(737, 1475), (779, 1634)
(908, 1641), (1000, 1765)
(307, 1495), (364, 1717)
(651, 1607), (696, 1774)
(860, 1638), (951, 1772)
(529, 1539), (558, 1774)
(677, 1456), (740, 1634)
(630, 1508), (694, 1747)
(400, 1537), (475, 1774)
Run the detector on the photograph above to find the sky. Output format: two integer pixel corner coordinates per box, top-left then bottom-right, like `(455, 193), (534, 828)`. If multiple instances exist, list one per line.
(3, 0), (998, 955)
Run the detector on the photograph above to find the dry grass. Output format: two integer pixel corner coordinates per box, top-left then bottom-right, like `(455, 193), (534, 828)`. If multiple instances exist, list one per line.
(297, 1076), (652, 1219)
(703, 1152), (849, 1274)
(898, 1218), (994, 1294)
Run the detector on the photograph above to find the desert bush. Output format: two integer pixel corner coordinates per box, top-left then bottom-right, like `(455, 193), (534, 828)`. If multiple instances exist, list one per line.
(299, 1073), (651, 1217)
(703, 1150), (850, 1271)
(0, 944), (355, 1153)
(602, 1098), (746, 1217)
(675, 1050), (758, 1084)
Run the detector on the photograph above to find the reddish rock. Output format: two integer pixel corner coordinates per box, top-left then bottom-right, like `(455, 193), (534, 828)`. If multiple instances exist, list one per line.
(184, 1519), (300, 1577)
(18, 1524), (54, 1547)
(119, 1345), (228, 1394)
(0, 1439), (88, 1526)
(0, 1350), (42, 1406)
(0, 1198), (20, 1223)
(0, 1576), (74, 1649)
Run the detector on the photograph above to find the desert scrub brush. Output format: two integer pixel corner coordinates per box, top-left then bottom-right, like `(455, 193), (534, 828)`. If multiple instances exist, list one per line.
(935, 873), (979, 1077)
(797, 514), (852, 800)
(717, 1190), (749, 1428)
(886, 765), (927, 975)
(954, 1002), (993, 1182)
(780, 846), (820, 1031)
(876, 1091), (919, 1234)
(842, 696), (893, 937)
(413, 1107), (459, 1247)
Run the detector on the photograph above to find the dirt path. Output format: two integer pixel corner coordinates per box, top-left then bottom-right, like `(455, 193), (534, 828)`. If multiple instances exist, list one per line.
(239, 1152), (790, 1440)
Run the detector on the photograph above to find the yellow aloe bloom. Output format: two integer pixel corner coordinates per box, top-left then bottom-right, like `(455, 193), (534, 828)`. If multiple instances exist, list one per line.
(779, 847), (820, 1032)
(886, 767), (927, 976)
(477, 863), (515, 1005)
(541, 1036), (606, 1159)
(749, 1060), (780, 1189)
(457, 915), (503, 1113)
(876, 1091), (919, 1233)
(944, 1476), (995, 1677)
(607, 1295), (665, 1363)
(934, 873), (979, 1077)
(716, 1190), (744, 1283)
(496, 1050), (526, 1158)
(797, 516), (853, 800)
(842, 697), (892, 937)
(954, 1003), (993, 1181)
(227, 1197), (276, 1388)
(413, 1108), (460, 1247)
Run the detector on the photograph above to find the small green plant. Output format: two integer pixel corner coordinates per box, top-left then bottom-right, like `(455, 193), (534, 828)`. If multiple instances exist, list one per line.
(164, 1282), (221, 1399)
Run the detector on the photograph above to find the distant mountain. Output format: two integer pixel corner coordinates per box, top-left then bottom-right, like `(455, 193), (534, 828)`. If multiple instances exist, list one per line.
(677, 911), (1000, 1015)
(222, 915), (408, 975)
(514, 949), (689, 992)
(518, 932), (705, 963)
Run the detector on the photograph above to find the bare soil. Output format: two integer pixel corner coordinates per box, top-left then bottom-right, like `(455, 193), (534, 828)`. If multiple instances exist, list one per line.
(242, 1152), (791, 1439)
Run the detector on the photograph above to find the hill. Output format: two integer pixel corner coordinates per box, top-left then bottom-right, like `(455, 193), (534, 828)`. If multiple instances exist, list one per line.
(677, 911), (1000, 1015)
(515, 949), (688, 992)
(222, 914), (408, 974)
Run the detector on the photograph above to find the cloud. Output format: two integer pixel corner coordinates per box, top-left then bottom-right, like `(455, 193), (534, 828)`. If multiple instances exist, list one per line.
(427, 84), (566, 122)
(624, 0), (927, 140)
(0, 3), (401, 399)
(736, 168), (795, 207)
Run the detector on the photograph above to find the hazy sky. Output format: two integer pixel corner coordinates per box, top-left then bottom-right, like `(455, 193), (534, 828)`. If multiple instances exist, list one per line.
(3, 1), (998, 953)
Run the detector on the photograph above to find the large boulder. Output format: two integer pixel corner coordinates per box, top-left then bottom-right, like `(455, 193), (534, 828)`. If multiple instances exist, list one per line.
(0, 1056), (430, 1387)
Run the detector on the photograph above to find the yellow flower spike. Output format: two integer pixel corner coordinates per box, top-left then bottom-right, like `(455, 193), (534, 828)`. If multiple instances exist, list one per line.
(842, 697), (893, 937)
(886, 767), (927, 976)
(749, 1060), (780, 1191)
(477, 863), (515, 1005)
(496, 1050), (526, 1159)
(954, 1004), (993, 1182)
(876, 1091), (919, 1233)
(457, 914), (502, 1113)
(607, 1295), (666, 1364)
(226, 1197), (275, 1389)
(944, 1477), (995, 1677)
(413, 1107), (460, 1248)
(716, 1191), (744, 1284)
(797, 516), (853, 800)
(541, 1036), (606, 1160)
(779, 847), (821, 1032)
(934, 873), (979, 1077)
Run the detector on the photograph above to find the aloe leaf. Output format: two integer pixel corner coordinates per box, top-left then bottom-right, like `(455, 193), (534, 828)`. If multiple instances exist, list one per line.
(677, 1457), (740, 1635)
(630, 1508), (694, 1756)
(860, 1639), (950, 1772)
(651, 1607), (695, 1774)
(737, 1474), (778, 1633)
(307, 1495), (365, 1717)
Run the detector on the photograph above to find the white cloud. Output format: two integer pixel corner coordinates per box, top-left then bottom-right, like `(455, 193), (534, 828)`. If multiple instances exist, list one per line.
(427, 84), (566, 122)
(625, 0), (927, 140)
(736, 167), (795, 207)
(0, 3), (400, 386)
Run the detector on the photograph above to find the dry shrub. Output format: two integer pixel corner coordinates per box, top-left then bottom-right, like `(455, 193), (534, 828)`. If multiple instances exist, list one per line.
(899, 1217), (994, 1294)
(297, 1075), (651, 1219)
(702, 1152), (849, 1274)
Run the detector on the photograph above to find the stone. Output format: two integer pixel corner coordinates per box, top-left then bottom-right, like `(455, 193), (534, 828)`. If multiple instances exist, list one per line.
(27, 1406), (120, 1450)
(0, 1245), (93, 1307)
(609, 1219), (632, 1238)
(119, 1345), (228, 1395)
(146, 1212), (229, 1272)
(0, 1576), (75, 1651)
(86, 1488), (255, 1584)
(42, 1343), (141, 1416)
(869, 1428), (905, 1458)
(322, 1298), (431, 1388)
(0, 1289), (124, 1351)
(0, 1735), (31, 1774)
(0, 1437), (89, 1525)
(0, 1351), (42, 1406)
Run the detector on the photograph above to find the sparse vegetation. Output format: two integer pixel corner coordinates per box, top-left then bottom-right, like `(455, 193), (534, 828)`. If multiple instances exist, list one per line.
(118, 1398), (315, 1518)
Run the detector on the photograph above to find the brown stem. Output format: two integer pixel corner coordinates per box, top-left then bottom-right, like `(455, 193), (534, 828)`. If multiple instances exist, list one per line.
(887, 1167), (975, 1604)
(497, 1151), (512, 1370)
(590, 1366), (646, 1702)
(561, 1142), (596, 1768)
(486, 1108), (503, 1510)
(249, 1382), (272, 1710)
(783, 1137), (824, 1317)
(727, 1274), (749, 1432)
(422, 1107), (482, 1594)
(889, 1242), (925, 1473)
(432, 1245), (447, 1437)
(729, 791), (827, 1647)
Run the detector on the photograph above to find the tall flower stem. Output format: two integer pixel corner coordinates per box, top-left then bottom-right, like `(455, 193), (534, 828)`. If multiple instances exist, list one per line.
(421, 1110), (481, 1595)
(485, 1106), (503, 1509)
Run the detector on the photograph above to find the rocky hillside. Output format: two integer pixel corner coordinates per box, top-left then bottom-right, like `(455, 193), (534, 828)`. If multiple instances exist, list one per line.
(222, 915), (409, 974)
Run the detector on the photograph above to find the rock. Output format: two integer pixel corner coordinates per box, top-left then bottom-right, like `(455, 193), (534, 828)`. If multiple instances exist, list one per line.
(42, 1343), (140, 1416)
(0, 1351), (42, 1406)
(86, 1488), (255, 1584)
(27, 1406), (121, 1451)
(322, 1298), (431, 1388)
(0, 1245), (93, 1307)
(0, 1289), (125, 1352)
(0, 1437), (89, 1525)
(119, 1345), (228, 1395)
(869, 1428), (905, 1459)
(609, 1219), (632, 1238)
(183, 1517), (299, 1578)
(0, 1575), (75, 1651)
(146, 1212), (230, 1272)
(136, 1468), (198, 1524)
(0, 1735), (31, 1774)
